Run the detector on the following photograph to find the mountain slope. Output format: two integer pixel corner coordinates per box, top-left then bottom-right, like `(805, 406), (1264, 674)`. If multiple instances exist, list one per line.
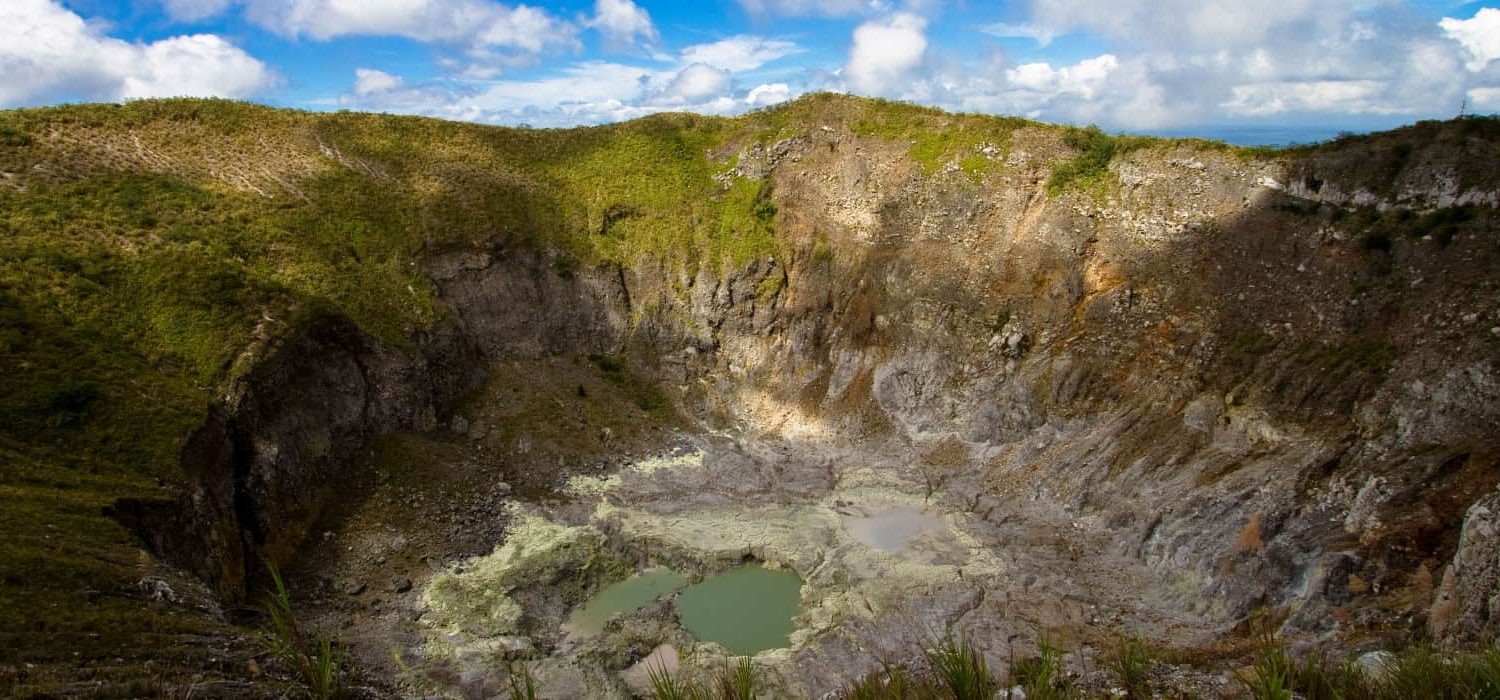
(1, 95), (1498, 695)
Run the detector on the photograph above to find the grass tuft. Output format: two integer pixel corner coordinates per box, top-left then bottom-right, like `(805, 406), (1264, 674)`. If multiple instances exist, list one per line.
(262, 564), (343, 699)
(1108, 634), (1154, 698)
(508, 661), (539, 700)
(926, 634), (998, 700)
(646, 657), (760, 700)
(1012, 633), (1076, 700)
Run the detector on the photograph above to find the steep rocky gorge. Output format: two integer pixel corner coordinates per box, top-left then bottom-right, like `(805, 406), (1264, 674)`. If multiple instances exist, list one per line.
(3, 96), (1499, 696)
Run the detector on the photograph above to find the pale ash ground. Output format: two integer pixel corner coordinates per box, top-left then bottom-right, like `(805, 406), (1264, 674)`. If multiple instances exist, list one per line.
(413, 435), (1226, 698)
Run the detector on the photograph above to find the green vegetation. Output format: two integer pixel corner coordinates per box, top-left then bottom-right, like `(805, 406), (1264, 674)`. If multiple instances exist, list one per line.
(588, 353), (670, 413)
(508, 662), (539, 700)
(1108, 635), (1154, 699)
(647, 658), (759, 700)
(0, 98), (792, 676)
(0, 92), (1489, 692)
(263, 564), (343, 699)
(842, 662), (918, 699)
(1045, 125), (1154, 194)
(1341, 204), (1482, 248)
(1012, 633), (1077, 700)
(1242, 635), (1500, 700)
(845, 97), (1031, 176)
(925, 634), (999, 699)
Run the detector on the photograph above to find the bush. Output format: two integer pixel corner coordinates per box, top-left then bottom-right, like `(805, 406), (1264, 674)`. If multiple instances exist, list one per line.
(1047, 126), (1118, 194)
(1243, 633), (1500, 700)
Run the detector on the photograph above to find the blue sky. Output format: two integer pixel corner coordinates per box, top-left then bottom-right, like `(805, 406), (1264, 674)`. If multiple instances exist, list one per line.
(3, 0), (1500, 144)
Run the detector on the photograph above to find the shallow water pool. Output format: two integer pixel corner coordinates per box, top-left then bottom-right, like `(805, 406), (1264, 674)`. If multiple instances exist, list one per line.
(841, 506), (944, 552)
(564, 568), (688, 635)
(676, 564), (802, 655)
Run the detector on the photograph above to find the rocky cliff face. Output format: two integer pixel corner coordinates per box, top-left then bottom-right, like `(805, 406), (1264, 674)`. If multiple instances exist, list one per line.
(167, 111), (1500, 634)
(13, 98), (1491, 692)
(670, 122), (1500, 647)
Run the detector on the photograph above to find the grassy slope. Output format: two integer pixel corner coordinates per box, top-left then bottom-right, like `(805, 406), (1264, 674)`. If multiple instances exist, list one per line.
(0, 94), (922, 686)
(6, 93), (1489, 690)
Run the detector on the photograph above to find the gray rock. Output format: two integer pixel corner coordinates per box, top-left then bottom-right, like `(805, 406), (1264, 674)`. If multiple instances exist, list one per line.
(1357, 650), (1394, 677)
(392, 577), (413, 594)
(1432, 491), (1500, 644)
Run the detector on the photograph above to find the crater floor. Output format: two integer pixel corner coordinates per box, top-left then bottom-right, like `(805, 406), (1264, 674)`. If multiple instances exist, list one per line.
(300, 429), (1234, 698)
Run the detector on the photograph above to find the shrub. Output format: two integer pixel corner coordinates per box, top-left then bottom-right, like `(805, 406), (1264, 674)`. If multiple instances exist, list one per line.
(1047, 126), (1118, 194)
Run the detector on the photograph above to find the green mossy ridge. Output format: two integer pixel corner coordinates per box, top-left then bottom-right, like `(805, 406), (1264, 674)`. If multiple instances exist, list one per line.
(1045, 125), (1156, 195)
(844, 97), (1033, 177)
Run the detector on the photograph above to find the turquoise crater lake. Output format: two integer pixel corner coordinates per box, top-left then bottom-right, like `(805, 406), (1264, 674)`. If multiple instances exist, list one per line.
(565, 569), (689, 635)
(566, 564), (804, 655)
(676, 564), (803, 656)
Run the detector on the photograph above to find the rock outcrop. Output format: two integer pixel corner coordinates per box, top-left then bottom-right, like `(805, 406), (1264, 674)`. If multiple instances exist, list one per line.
(27, 99), (1488, 689)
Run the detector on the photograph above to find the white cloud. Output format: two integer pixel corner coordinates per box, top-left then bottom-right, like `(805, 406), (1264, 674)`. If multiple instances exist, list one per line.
(161, 0), (233, 22)
(1441, 8), (1500, 72)
(352, 68), (404, 96)
(1006, 54), (1117, 100)
(679, 36), (801, 72)
(0, 0), (274, 107)
(1469, 87), (1500, 111)
(980, 21), (1058, 47)
(660, 63), (732, 103)
(241, 0), (577, 53)
(589, 0), (658, 46)
(892, 0), (1483, 129)
(1027, 0), (1331, 50)
(330, 0), (1488, 132)
(1222, 80), (1388, 117)
(745, 82), (793, 107)
(124, 34), (277, 99)
(845, 13), (927, 96)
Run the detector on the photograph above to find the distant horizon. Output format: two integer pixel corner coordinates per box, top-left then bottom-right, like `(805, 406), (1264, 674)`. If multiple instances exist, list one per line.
(9, 88), (1492, 148)
(3, 0), (1499, 138)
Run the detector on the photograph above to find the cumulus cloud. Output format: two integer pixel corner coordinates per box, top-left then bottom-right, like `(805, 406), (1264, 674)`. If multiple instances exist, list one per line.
(895, 0), (1483, 129)
(660, 63), (732, 104)
(334, 0), (1493, 133)
(680, 36), (801, 72)
(352, 68), (404, 97)
(845, 13), (927, 96)
(241, 0), (578, 53)
(1006, 54), (1117, 100)
(0, 0), (274, 107)
(1441, 8), (1500, 72)
(1469, 87), (1500, 111)
(589, 0), (658, 47)
(1026, 0), (1334, 50)
(745, 82), (793, 107)
(1222, 80), (1389, 117)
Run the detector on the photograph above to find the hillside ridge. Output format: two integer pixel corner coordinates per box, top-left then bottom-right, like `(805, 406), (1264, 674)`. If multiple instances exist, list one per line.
(2, 94), (1498, 696)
